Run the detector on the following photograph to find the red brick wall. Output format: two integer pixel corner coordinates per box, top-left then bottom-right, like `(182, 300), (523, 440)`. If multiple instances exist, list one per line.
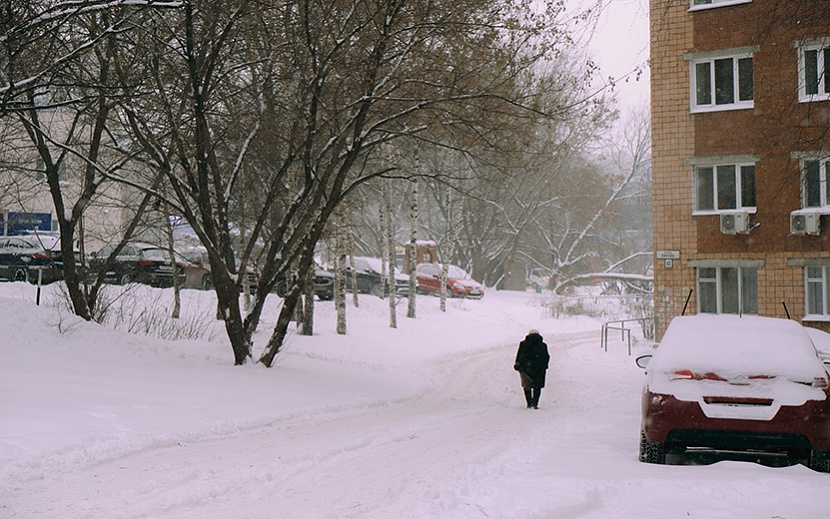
(651, 0), (830, 338)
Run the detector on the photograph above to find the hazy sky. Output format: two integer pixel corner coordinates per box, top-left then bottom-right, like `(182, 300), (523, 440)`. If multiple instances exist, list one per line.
(572, 0), (650, 110)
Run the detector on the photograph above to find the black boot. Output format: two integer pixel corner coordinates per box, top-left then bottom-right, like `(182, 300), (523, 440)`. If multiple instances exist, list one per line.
(531, 388), (542, 409)
(524, 389), (533, 408)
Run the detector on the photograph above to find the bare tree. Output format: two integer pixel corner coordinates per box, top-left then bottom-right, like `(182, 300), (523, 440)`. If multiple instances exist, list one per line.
(3, 0), (608, 365)
(0, 2), (177, 320)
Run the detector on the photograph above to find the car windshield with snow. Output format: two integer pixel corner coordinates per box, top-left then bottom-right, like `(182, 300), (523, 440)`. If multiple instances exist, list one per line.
(636, 314), (830, 471)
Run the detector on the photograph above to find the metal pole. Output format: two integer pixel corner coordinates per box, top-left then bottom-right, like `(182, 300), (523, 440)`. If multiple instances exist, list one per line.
(36, 268), (42, 306)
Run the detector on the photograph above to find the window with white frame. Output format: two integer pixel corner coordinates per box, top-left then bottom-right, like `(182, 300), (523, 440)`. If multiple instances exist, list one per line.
(697, 266), (758, 314)
(689, 0), (752, 10)
(805, 266), (830, 317)
(798, 42), (830, 102)
(689, 51), (754, 112)
(694, 163), (756, 212)
(800, 157), (830, 209)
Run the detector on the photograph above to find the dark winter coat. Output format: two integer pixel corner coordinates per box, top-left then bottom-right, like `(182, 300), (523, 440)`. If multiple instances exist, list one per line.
(513, 332), (550, 388)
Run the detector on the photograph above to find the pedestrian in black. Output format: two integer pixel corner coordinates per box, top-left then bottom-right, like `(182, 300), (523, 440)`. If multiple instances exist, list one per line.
(513, 329), (550, 409)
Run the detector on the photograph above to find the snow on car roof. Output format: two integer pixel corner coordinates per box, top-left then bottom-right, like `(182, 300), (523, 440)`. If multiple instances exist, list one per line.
(649, 314), (827, 381)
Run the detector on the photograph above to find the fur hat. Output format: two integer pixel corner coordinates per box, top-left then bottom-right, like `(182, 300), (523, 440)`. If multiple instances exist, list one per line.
(528, 329), (540, 335)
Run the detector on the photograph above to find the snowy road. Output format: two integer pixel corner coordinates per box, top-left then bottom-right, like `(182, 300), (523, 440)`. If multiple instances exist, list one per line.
(5, 331), (602, 518)
(3, 286), (830, 518)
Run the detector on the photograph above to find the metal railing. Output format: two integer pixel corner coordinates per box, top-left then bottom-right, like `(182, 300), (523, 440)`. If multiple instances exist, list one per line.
(601, 317), (655, 355)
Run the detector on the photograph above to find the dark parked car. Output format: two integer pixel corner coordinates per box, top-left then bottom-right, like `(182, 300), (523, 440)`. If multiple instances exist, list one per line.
(0, 234), (75, 284)
(182, 249), (258, 292)
(91, 242), (186, 288)
(344, 256), (408, 297)
(636, 314), (830, 472)
(415, 263), (484, 299)
(275, 265), (334, 301)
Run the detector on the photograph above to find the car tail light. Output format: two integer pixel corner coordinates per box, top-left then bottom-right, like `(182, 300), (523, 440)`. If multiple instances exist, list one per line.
(669, 370), (694, 380)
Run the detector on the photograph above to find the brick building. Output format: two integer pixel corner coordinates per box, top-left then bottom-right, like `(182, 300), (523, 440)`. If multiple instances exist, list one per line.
(651, 0), (830, 338)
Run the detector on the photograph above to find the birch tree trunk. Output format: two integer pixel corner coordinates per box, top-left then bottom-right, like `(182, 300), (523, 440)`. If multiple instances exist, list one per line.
(407, 177), (418, 319)
(349, 229), (359, 308)
(335, 218), (347, 335)
(440, 190), (454, 312)
(385, 178), (397, 328)
(379, 191), (389, 299)
(164, 212), (181, 319)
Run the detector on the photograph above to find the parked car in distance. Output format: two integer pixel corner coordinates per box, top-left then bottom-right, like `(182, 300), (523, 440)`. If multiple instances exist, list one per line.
(636, 314), (830, 472)
(275, 264), (334, 301)
(344, 256), (408, 297)
(415, 263), (484, 299)
(0, 234), (74, 284)
(91, 242), (186, 288)
(181, 249), (258, 292)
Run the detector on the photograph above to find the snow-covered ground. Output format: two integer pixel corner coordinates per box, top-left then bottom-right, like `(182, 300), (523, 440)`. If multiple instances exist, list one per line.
(1, 282), (828, 518)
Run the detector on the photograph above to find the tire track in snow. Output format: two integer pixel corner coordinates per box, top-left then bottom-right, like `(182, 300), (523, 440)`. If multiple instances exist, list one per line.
(1, 330), (600, 519)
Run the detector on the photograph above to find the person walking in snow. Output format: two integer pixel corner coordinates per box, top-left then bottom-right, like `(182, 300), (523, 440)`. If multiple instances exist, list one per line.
(513, 329), (550, 409)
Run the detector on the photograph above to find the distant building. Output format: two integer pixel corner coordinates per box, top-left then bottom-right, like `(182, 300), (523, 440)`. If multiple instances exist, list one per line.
(651, 0), (830, 338)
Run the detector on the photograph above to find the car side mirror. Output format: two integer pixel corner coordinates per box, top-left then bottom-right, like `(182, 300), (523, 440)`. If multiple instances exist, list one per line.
(635, 354), (652, 369)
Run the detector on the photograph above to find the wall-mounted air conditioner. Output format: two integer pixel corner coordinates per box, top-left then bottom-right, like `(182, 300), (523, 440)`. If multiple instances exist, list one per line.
(790, 210), (821, 235)
(720, 212), (750, 235)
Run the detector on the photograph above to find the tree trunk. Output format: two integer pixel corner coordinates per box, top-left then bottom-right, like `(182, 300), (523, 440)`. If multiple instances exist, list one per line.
(301, 265), (314, 336)
(407, 177), (418, 319)
(259, 288), (301, 367)
(335, 217), (347, 335)
(349, 229), (359, 307)
(385, 179), (397, 328)
(440, 190), (454, 311)
(214, 280), (251, 365)
(164, 212), (181, 319)
(379, 188), (389, 298)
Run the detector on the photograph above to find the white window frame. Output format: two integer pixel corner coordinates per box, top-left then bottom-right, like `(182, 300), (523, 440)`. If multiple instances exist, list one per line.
(804, 266), (830, 321)
(797, 40), (830, 103)
(689, 0), (751, 11)
(798, 156), (830, 210)
(688, 49), (755, 113)
(696, 265), (758, 315)
(692, 161), (757, 214)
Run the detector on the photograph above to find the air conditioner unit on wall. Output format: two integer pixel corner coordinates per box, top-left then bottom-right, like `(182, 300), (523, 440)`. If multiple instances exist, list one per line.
(720, 212), (750, 235)
(791, 211), (821, 235)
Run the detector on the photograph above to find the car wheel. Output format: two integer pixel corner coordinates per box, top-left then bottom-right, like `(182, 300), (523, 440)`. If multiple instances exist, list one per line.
(445, 286), (454, 299)
(119, 272), (132, 285)
(201, 274), (213, 291)
(639, 430), (666, 464)
(370, 283), (381, 297)
(809, 449), (830, 473)
(13, 268), (28, 282)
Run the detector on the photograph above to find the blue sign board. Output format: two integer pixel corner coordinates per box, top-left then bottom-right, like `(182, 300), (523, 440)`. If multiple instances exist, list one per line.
(6, 212), (52, 235)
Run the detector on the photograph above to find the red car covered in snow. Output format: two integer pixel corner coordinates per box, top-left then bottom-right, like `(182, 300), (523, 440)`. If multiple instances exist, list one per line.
(415, 263), (484, 299)
(636, 315), (830, 471)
